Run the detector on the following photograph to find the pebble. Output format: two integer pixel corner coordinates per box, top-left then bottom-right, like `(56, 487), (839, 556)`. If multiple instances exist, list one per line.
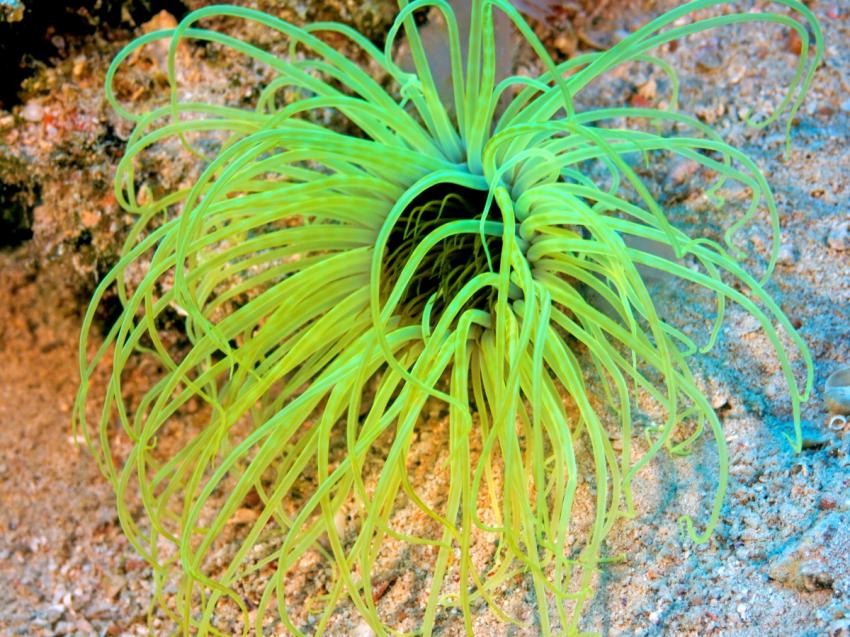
(710, 388), (730, 410)
(72, 56), (87, 80)
(351, 622), (377, 637)
(80, 210), (100, 229)
(727, 63), (746, 85)
(44, 603), (66, 625)
(227, 508), (258, 526)
(667, 158), (699, 186)
(776, 242), (797, 266)
(840, 98), (850, 113)
(20, 101), (44, 123)
(821, 494), (839, 511)
(827, 221), (850, 251)
(637, 77), (657, 102)
(695, 43), (723, 73)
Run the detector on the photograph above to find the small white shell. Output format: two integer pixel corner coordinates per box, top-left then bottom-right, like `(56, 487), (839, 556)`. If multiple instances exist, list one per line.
(825, 366), (850, 414)
(828, 415), (847, 432)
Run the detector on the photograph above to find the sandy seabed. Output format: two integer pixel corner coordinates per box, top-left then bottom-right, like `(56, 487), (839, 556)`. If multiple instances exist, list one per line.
(0, 1), (848, 635)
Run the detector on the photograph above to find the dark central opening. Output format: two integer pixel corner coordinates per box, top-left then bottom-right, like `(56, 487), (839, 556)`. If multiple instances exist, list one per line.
(383, 183), (506, 324)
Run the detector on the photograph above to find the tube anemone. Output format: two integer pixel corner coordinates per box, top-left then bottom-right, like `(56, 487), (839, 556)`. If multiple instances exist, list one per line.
(75, 1), (820, 635)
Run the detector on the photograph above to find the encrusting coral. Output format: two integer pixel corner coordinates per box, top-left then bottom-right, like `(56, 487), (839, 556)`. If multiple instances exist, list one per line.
(74, 1), (820, 635)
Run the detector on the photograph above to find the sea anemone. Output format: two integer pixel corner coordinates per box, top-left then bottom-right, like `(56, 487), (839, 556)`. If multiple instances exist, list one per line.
(75, 1), (819, 635)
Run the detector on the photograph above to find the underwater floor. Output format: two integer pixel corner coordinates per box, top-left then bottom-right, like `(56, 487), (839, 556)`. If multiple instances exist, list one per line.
(0, 0), (848, 635)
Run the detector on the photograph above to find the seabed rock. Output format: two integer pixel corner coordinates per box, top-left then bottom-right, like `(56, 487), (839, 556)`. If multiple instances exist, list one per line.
(768, 511), (850, 593)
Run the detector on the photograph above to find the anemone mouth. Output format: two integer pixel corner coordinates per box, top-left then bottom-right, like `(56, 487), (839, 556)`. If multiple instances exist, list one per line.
(382, 181), (524, 325)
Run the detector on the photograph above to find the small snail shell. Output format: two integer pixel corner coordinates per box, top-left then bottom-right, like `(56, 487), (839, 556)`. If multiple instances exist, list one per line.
(825, 366), (850, 414)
